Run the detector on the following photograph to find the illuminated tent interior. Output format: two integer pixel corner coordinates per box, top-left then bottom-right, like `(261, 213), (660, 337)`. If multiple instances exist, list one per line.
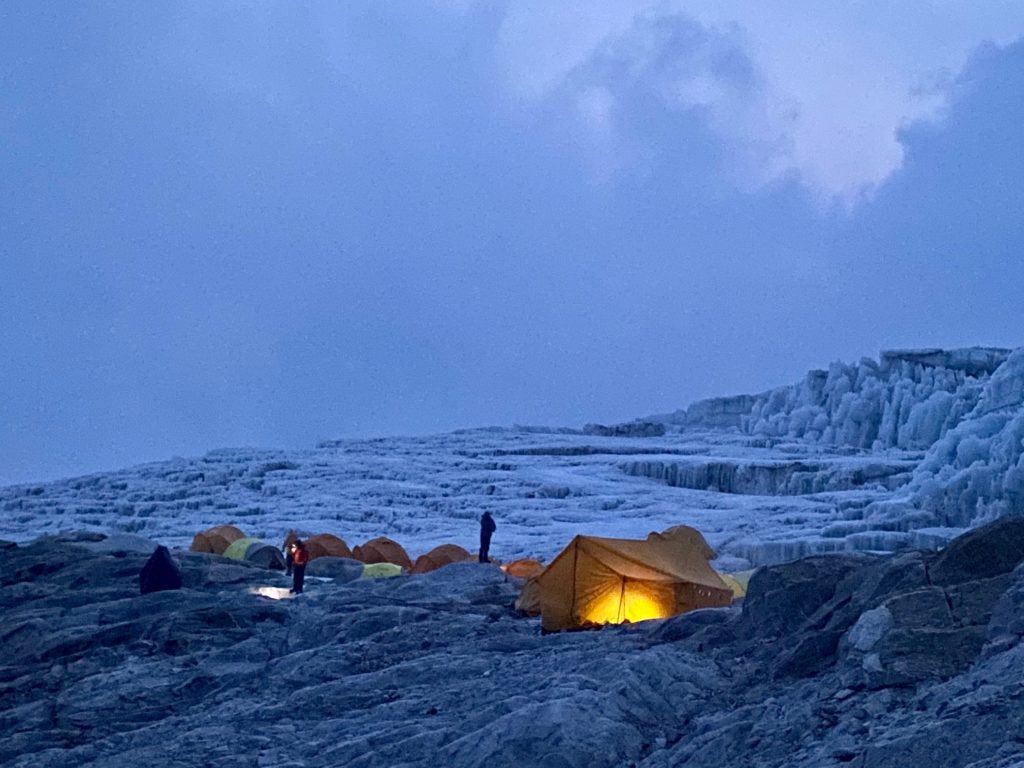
(535, 525), (734, 632)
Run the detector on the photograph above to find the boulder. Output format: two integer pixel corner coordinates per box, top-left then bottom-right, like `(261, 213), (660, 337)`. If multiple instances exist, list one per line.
(985, 562), (1024, 651)
(306, 556), (364, 582)
(928, 516), (1024, 586)
(741, 555), (870, 638)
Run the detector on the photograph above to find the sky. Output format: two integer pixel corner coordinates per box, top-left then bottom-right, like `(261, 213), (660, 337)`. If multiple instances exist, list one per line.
(2, 2), (1023, 485)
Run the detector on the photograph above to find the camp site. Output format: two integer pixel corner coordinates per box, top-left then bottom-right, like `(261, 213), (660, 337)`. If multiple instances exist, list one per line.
(5, 4), (1024, 763)
(5, 380), (1024, 768)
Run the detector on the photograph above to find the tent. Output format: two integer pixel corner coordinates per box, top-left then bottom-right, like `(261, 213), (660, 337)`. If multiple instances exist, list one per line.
(222, 538), (286, 570)
(503, 558), (545, 580)
(244, 543), (286, 570)
(515, 576), (542, 616)
(305, 534), (352, 561)
(223, 537), (261, 561)
(411, 543), (474, 574)
(190, 525), (246, 555)
(535, 525), (733, 632)
(352, 537), (414, 572)
(362, 562), (404, 579)
(139, 546), (182, 594)
(719, 569), (755, 599)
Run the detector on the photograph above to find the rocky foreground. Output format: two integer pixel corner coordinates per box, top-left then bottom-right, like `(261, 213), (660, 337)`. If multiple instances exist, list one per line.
(3, 521), (1024, 768)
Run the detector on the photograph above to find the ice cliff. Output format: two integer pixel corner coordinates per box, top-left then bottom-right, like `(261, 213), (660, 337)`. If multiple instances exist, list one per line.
(658, 347), (1024, 530)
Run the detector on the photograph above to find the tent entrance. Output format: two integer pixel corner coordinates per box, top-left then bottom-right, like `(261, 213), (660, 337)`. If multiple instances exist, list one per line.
(577, 577), (676, 626)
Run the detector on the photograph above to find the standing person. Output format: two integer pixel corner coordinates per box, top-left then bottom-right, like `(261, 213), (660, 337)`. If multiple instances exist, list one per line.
(290, 539), (309, 594)
(282, 530), (298, 576)
(479, 511), (496, 563)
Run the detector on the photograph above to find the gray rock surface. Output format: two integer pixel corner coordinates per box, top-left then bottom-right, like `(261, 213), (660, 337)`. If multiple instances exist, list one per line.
(305, 555), (365, 582)
(3, 524), (1024, 768)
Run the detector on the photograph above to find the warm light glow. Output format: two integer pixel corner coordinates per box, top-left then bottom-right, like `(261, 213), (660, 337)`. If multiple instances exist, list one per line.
(249, 586), (294, 600)
(580, 583), (673, 625)
(622, 592), (671, 623)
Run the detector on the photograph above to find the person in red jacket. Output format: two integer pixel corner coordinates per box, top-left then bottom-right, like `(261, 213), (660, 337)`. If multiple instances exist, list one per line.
(289, 539), (309, 594)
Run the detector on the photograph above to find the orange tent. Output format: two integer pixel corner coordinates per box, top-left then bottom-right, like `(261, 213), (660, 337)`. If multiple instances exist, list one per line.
(412, 543), (474, 574)
(515, 576), (542, 616)
(352, 537), (414, 572)
(503, 558), (545, 580)
(535, 525), (733, 632)
(305, 533), (352, 561)
(190, 525), (246, 555)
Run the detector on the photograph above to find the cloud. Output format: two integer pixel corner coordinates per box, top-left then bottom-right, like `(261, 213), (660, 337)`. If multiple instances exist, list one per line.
(2, 2), (1023, 485)
(491, 1), (1024, 203)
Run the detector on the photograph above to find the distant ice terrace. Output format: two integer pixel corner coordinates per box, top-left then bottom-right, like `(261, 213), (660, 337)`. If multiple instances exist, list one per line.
(2, 347), (1022, 570)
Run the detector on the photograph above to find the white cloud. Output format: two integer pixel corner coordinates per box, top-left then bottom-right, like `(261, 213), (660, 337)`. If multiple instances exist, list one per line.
(489, 1), (1024, 203)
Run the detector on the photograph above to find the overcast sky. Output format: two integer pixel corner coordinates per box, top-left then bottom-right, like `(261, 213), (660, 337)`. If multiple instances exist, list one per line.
(2, 2), (1023, 485)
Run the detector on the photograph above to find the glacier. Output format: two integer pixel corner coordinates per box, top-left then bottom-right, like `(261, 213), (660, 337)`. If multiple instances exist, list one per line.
(1, 346), (1022, 569)
(651, 346), (1024, 534)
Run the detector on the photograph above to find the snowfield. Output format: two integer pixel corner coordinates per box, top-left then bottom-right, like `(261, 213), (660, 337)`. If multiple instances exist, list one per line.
(2, 347), (1022, 570)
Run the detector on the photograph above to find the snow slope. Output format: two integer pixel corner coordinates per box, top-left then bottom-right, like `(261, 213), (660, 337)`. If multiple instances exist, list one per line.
(2, 347), (1021, 568)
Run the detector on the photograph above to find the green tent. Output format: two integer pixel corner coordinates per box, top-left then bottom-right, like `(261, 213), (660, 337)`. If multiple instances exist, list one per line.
(361, 562), (404, 579)
(223, 537), (261, 561)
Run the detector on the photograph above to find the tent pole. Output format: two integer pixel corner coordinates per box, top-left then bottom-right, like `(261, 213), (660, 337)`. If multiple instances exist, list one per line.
(618, 578), (627, 623)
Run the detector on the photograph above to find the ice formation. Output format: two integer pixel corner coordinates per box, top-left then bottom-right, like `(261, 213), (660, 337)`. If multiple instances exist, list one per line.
(2, 346), (1021, 570)
(656, 346), (1024, 531)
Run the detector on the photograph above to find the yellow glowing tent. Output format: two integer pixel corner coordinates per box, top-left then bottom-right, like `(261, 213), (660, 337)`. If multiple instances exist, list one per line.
(535, 525), (733, 632)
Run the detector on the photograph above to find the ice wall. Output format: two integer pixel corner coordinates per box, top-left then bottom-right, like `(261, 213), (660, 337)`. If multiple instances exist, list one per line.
(671, 347), (1013, 451)
(872, 347), (1024, 527)
(659, 346), (1023, 532)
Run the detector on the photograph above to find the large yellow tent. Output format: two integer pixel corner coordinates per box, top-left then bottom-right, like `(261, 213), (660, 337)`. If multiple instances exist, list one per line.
(535, 525), (733, 632)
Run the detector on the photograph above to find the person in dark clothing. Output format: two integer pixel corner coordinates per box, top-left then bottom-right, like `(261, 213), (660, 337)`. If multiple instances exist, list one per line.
(479, 511), (496, 563)
(289, 539), (309, 594)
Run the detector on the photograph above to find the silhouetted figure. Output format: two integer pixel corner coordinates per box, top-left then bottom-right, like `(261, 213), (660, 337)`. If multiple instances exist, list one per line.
(479, 511), (496, 563)
(290, 539), (309, 594)
(139, 545), (182, 595)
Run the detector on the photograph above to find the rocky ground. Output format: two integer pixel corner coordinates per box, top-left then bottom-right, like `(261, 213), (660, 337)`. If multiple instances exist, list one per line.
(3, 518), (1024, 768)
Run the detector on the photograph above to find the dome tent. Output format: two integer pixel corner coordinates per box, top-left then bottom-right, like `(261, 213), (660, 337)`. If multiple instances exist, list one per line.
(245, 543), (286, 570)
(362, 562), (404, 579)
(535, 525), (733, 632)
(411, 543), (474, 574)
(190, 525), (245, 555)
(305, 534), (352, 561)
(503, 558), (545, 580)
(222, 537), (286, 570)
(223, 537), (260, 560)
(352, 537), (413, 572)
